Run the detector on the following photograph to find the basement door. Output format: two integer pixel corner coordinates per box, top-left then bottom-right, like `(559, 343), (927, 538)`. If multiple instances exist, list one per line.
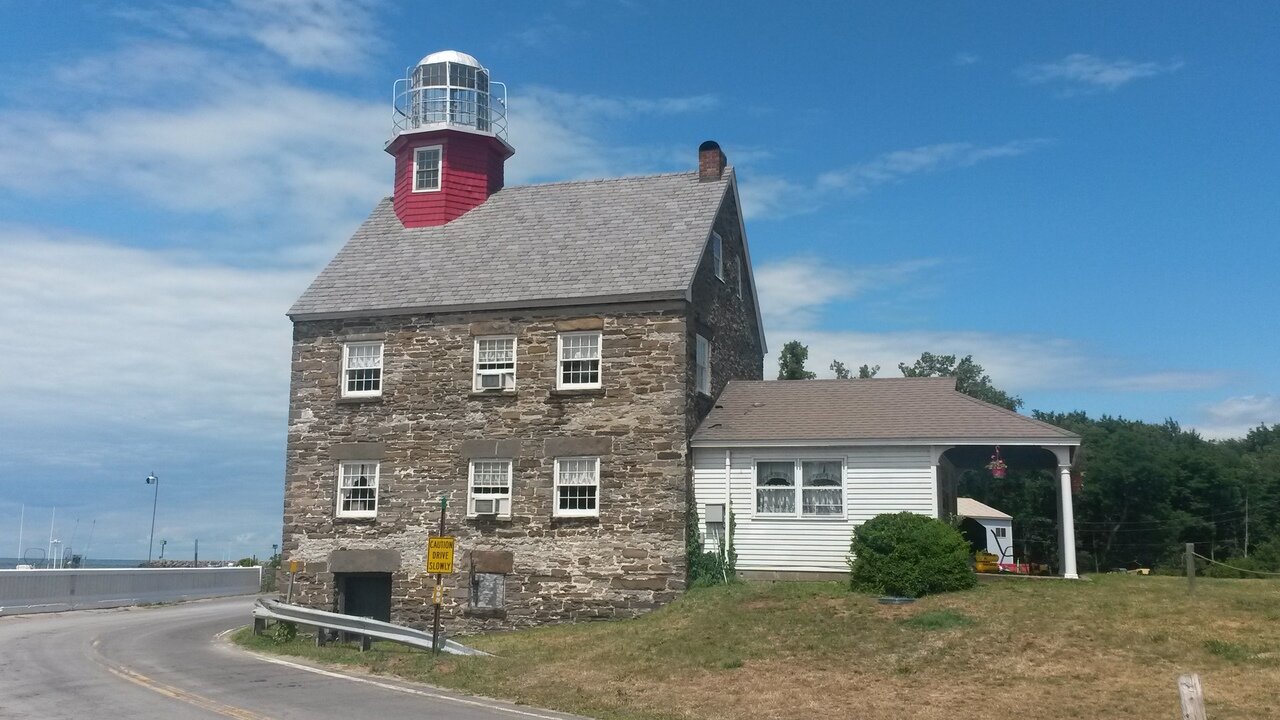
(337, 572), (392, 622)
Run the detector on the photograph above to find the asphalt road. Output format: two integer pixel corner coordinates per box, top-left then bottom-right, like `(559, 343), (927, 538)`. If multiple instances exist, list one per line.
(0, 596), (588, 720)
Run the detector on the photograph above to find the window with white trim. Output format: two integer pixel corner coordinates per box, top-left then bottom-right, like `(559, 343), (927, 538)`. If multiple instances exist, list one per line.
(337, 461), (379, 518)
(342, 342), (383, 397)
(557, 332), (601, 389)
(711, 232), (724, 281)
(468, 459), (512, 518)
(735, 255), (743, 299)
(695, 335), (711, 396)
(755, 459), (844, 517)
(993, 526), (1007, 538)
(473, 337), (515, 391)
(554, 457), (600, 517)
(413, 145), (442, 192)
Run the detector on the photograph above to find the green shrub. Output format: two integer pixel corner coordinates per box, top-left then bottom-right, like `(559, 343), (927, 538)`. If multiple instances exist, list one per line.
(848, 512), (977, 598)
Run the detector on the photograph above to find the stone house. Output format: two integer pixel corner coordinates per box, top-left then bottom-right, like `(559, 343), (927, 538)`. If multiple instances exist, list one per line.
(281, 50), (766, 631)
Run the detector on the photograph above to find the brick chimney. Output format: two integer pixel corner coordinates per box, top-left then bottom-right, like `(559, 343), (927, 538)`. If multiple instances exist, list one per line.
(698, 140), (726, 182)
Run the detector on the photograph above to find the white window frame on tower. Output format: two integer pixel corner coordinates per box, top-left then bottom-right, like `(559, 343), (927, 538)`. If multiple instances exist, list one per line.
(557, 332), (602, 390)
(711, 232), (724, 281)
(554, 456), (601, 518)
(695, 334), (711, 396)
(412, 145), (443, 192)
(473, 336), (516, 391)
(341, 341), (384, 398)
(336, 461), (380, 518)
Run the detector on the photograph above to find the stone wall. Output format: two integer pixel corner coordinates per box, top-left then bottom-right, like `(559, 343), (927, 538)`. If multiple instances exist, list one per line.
(686, 188), (766, 436)
(283, 303), (693, 632)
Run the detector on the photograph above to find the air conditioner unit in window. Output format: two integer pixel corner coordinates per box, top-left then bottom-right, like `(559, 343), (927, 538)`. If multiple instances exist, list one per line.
(479, 374), (503, 389)
(472, 498), (499, 516)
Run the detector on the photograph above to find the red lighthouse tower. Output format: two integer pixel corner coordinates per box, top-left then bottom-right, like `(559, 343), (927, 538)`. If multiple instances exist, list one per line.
(386, 50), (515, 227)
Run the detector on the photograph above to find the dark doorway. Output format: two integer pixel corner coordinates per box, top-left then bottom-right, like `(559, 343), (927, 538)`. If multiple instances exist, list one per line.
(337, 572), (392, 622)
(960, 518), (988, 554)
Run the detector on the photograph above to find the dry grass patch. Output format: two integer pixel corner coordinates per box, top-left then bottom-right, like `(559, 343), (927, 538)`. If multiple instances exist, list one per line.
(236, 575), (1280, 719)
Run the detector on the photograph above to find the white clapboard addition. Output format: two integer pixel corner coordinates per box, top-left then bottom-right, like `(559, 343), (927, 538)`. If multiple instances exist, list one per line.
(692, 446), (936, 573)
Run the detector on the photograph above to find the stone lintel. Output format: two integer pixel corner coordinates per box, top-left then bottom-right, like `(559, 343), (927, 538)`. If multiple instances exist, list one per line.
(469, 550), (514, 574)
(543, 436), (612, 457)
(554, 317), (604, 331)
(459, 439), (522, 459)
(469, 320), (520, 336)
(331, 442), (387, 460)
(338, 332), (385, 342)
(328, 549), (400, 573)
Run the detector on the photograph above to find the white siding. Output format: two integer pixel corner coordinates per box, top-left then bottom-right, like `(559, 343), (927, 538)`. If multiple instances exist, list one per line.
(692, 445), (938, 573)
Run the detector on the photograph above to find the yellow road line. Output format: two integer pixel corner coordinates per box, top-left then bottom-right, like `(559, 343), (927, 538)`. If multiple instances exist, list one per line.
(96, 658), (273, 720)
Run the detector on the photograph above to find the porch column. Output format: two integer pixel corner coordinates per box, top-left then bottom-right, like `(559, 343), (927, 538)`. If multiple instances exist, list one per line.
(1057, 459), (1079, 579)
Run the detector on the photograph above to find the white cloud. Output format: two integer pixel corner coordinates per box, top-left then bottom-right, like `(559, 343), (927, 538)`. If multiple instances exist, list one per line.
(117, 0), (380, 72)
(953, 52), (980, 66)
(1194, 395), (1280, 440)
(755, 257), (939, 328)
(816, 140), (1049, 193)
(755, 257), (1229, 396)
(0, 228), (309, 447)
(1018, 53), (1184, 93)
(505, 87), (719, 185)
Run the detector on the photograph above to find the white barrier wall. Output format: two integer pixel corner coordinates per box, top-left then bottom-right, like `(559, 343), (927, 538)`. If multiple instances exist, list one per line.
(0, 567), (262, 615)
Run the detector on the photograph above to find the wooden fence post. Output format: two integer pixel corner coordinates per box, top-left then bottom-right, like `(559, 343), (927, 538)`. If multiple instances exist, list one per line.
(1178, 673), (1207, 720)
(1186, 543), (1196, 594)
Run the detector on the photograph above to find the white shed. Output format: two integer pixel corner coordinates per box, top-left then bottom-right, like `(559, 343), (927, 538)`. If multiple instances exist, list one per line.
(957, 497), (1014, 567)
(691, 378), (1082, 579)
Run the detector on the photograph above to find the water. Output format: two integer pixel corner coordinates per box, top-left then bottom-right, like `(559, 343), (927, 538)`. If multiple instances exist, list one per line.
(0, 557), (144, 569)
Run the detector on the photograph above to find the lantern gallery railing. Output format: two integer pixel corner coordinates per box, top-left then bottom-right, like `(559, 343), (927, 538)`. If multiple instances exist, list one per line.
(392, 80), (508, 140)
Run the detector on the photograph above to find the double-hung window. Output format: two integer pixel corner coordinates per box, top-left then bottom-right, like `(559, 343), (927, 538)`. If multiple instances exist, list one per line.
(468, 459), (512, 518)
(557, 332), (601, 389)
(695, 335), (711, 396)
(755, 459), (844, 518)
(413, 145), (442, 192)
(342, 342), (383, 397)
(337, 461), (379, 518)
(473, 337), (515, 390)
(711, 232), (724, 281)
(554, 457), (600, 517)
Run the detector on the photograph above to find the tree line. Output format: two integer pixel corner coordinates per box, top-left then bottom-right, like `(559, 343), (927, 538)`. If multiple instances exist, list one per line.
(776, 340), (1280, 575)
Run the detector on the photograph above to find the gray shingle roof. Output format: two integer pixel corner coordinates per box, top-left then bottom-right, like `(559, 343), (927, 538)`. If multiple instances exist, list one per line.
(692, 378), (1080, 445)
(289, 170), (733, 318)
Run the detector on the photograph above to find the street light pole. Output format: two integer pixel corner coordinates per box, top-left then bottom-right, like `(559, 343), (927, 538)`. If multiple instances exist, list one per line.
(146, 473), (160, 563)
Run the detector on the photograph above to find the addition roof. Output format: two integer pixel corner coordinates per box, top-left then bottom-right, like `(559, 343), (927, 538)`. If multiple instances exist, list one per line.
(957, 497), (1013, 521)
(691, 378), (1081, 446)
(288, 170), (753, 323)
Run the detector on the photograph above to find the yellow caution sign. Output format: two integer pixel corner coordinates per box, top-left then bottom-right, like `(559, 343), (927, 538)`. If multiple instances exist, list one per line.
(289, 560), (298, 574)
(427, 536), (455, 574)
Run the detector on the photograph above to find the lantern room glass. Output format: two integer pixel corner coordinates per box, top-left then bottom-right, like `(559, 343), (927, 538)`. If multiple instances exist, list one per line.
(408, 61), (492, 132)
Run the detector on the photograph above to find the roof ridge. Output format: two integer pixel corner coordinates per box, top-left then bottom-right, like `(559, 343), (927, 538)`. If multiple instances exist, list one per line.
(503, 169), (704, 191)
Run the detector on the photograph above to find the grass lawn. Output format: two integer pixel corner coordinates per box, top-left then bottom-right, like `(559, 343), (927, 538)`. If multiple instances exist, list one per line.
(234, 575), (1280, 719)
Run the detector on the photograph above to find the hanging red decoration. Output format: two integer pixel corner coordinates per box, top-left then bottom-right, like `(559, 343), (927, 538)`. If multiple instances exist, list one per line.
(987, 446), (1007, 478)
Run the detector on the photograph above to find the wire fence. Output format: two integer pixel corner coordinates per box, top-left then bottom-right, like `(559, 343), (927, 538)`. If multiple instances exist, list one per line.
(1191, 552), (1280, 577)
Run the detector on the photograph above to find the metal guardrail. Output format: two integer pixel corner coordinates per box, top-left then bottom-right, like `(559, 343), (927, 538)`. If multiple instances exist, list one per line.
(252, 598), (489, 656)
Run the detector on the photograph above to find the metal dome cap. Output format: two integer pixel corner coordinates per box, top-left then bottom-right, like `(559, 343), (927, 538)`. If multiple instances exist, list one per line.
(417, 49), (483, 68)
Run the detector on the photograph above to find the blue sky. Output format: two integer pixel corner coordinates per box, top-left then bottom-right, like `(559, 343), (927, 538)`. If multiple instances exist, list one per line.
(1, 1), (1277, 560)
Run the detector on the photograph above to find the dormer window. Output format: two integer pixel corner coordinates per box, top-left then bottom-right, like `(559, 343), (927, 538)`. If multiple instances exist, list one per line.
(413, 146), (442, 192)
